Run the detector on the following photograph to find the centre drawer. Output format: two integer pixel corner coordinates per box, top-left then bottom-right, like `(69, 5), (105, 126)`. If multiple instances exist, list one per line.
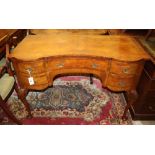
(48, 57), (109, 71)
(110, 60), (142, 76)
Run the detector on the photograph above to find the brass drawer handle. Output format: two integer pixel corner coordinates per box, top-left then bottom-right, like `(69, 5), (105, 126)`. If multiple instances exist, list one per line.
(26, 68), (32, 75)
(122, 68), (129, 74)
(56, 63), (64, 68)
(92, 63), (99, 69)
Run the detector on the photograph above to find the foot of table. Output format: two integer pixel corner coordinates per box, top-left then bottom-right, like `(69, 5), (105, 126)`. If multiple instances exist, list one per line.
(122, 90), (138, 120)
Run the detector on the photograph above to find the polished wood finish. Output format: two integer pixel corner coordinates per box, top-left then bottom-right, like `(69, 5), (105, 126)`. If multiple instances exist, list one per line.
(0, 29), (26, 46)
(11, 56), (146, 92)
(0, 29), (16, 58)
(10, 35), (149, 61)
(0, 29), (17, 42)
(9, 35), (151, 119)
(110, 60), (142, 76)
(0, 29), (27, 57)
(30, 29), (108, 35)
(8, 29), (27, 47)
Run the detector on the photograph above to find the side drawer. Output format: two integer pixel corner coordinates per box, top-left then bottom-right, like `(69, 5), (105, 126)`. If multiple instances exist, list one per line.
(106, 73), (136, 91)
(110, 60), (142, 76)
(18, 72), (49, 88)
(15, 60), (46, 74)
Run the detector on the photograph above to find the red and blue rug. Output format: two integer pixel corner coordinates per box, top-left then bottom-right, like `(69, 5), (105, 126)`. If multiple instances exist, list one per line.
(0, 76), (132, 125)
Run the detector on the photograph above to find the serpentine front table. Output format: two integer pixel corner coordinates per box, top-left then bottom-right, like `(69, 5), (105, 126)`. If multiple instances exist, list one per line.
(8, 34), (151, 120)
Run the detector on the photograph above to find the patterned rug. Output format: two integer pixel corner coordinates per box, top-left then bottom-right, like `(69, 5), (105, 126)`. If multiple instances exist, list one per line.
(0, 76), (132, 125)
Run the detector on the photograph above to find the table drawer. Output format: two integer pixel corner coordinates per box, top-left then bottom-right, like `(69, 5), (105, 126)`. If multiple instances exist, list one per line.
(106, 73), (135, 91)
(110, 60), (141, 76)
(16, 60), (45, 75)
(18, 72), (48, 87)
(48, 57), (109, 71)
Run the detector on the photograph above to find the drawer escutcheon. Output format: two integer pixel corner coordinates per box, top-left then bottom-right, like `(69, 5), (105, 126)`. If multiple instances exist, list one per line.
(118, 81), (126, 87)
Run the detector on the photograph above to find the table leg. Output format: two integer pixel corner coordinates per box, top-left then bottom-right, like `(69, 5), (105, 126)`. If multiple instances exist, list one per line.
(15, 84), (32, 118)
(90, 74), (93, 84)
(122, 90), (138, 120)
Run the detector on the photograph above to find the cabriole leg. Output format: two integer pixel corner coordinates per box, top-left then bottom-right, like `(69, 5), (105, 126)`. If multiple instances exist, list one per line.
(15, 86), (32, 118)
(122, 90), (138, 120)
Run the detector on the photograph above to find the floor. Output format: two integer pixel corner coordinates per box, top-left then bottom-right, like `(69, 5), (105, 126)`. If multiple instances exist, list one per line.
(133, 120), (155, 125)
(121, 91), (155, 125)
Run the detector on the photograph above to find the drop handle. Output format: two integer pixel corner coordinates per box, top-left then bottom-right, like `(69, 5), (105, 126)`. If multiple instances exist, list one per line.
(56, 63), (64, 68)
(123, 68), (129, 74)
(92, 63), (99, 69)
(26, 68), (32, 76)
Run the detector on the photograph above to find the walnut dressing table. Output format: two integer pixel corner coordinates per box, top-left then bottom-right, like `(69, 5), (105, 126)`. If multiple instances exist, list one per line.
(9, 34), (151, 120)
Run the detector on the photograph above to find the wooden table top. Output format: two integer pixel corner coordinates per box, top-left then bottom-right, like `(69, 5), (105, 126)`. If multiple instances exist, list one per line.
(10, 34), (151, 61)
